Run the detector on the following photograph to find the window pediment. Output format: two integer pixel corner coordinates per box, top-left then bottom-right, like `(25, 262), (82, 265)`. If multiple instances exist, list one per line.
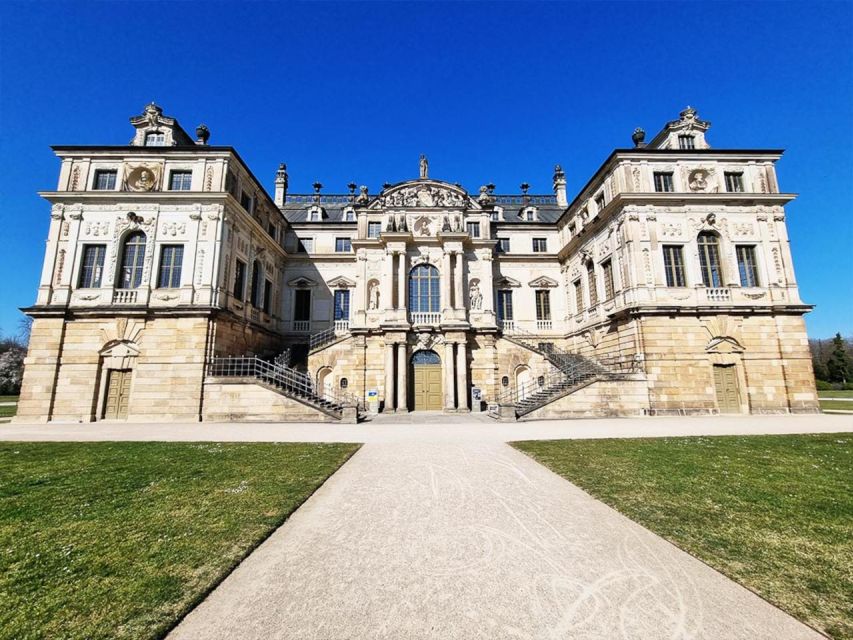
(326, 275), (356, 289)
(528, 275), (558, 288)
(494, 275), (521, 288)
(287, 276), (318, 288)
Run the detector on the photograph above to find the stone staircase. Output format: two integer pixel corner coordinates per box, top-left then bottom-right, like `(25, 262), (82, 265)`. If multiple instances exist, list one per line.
(491, 328), (626, 419)
(207, 355), (363, 421)
(309, 321), (351, 354)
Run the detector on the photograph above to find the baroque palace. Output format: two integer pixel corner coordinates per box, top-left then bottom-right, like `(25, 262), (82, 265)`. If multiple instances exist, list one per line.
(15, 104), (819, 423)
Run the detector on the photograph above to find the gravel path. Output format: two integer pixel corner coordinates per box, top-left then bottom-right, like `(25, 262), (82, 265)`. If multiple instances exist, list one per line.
(167, 437), (828, 639)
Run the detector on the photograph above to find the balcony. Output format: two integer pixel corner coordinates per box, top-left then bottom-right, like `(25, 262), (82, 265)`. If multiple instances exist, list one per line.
(705, 288), (732, 303)
(112, 289), (138, 305)
(536, 319), (552, 331)
(409, 312), (441, 326)
(334, 319), (350, 332)
(293, 320), (310, 332)
(499, 319), (516, 331)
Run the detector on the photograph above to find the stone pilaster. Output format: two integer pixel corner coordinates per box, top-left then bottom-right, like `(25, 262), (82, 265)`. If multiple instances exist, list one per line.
(456, 339), (469, 411)
(397, 250), (406, 310)
(441, 249), (451, 312)
(384, 341), (396, 412)
(396, 341), (408, 412)
(443, 341), (455, 411)
(454, 251), (464, 309)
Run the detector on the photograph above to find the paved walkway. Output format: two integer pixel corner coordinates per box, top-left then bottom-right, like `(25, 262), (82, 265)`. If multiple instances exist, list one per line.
(4, 414), (848, 638)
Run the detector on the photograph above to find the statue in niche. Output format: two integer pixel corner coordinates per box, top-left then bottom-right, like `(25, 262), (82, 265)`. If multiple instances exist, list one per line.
(419, 154), (429, 179)
(368, 282), (380, 310)
(398, 214), (408, 232)
(452, 213), (463, 232)
(469, 281), (482, 310)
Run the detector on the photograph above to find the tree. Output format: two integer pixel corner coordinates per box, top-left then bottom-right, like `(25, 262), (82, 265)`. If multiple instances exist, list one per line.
(0, 346), (25, 395)
(826, 333), (850, 384)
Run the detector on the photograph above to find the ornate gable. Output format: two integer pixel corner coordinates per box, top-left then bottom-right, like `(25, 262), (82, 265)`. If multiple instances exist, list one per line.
(528, 275), (558, 288)
(370, 180), (476, 210)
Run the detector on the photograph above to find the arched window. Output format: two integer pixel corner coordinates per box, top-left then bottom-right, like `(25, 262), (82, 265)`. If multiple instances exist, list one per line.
(411, 350), (441, 365)
(408, 264), (440, 313)
(697, 232), (723, 287)
(118, 231), (146, 288)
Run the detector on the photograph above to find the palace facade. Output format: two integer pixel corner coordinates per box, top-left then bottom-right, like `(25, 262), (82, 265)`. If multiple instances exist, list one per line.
(14, 104), (819, 423)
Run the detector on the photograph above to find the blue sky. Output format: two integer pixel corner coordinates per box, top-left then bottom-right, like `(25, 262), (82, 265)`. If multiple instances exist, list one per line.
(1, 1), (851, 339)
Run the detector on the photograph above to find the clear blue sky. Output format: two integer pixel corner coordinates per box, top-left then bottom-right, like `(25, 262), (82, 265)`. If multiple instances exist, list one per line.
(1, 1), (851, 339)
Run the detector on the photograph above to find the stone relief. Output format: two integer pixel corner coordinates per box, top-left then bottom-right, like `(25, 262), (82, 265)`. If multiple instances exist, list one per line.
(54, 249), (66, 285)
(660, 223), (683, 238)
(632, 166), (641, 191)
(469, 280), (482, 310)
(124, 164), (161, 192)
(194, 249), (205, 286)
(70, 166), (81, 191)
(161, 222), (187, 237)
(83, 222), (110, 237)
(368, 281), (380, 310)
(204, 166), (214, 192)
(686, 168), (718, 193)
(377, 183), (467, 209)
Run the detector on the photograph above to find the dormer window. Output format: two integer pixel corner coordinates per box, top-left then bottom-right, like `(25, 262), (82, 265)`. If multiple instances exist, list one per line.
(145, 132), (166, 146)
(520, 206), (537, 221)
(341, 207), (355, 222)
(678, 135), (695, 150)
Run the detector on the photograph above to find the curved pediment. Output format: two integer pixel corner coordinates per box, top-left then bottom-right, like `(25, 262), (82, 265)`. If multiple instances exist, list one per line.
(370, 180), (476, 210)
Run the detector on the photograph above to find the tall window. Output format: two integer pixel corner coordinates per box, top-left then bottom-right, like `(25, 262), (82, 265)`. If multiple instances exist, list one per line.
(736, 245), (760, 287)
(725, 172), (745, 193)
(697, 232), (723, 287)
(408, 264), (440, 313)
(78, 245), (106, 288)
(532, 238), (547, 253)
(294, 289), (311, 321)
(335, 237), (352, 252)
(535, 290), (551, 320)
(587, 263), (598, 306)
(496, 238), (510, 253)
(240, 191), (253, 213)
(93, 169), (117, 190)
(466, 222), (480, 238)
(678, 135), (695, 149)
(297, 238), (313, 253)
(250, 260), (261, 307)
(118, 232), (146, 288)
(654, 172), (674, 192)
(662, 245), (686, 287)
(157, 245), (183, 288)
(367, 221), (381, 238)
(573, 279), (584, 313)
(263, 280), (273, 314)
(334, 290), (351, 320)
(145, 132), (165, 146)
(168, 171), (192, 191)
(595, 193), (606, 211)
(602, 259), (615, 300)
(497, 290), (513, 321)
(233, 259), (246, 300)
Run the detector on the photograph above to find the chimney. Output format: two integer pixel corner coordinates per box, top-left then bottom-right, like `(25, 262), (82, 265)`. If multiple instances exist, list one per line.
(274, 163), (288, 206)
(552, 165), (567, 207)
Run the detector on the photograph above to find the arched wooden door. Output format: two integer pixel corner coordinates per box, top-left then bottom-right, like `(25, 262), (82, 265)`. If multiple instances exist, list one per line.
(411, 350), (442, 411)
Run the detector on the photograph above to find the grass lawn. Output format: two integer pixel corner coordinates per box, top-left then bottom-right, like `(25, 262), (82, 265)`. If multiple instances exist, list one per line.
(819, 390), (853, 399)
(821, 400), (853, 411)
(0, 441), (359, 639)
(0, 405), (16, 418)
(514, 434), (853, 639)
(0, 395), (19, 403)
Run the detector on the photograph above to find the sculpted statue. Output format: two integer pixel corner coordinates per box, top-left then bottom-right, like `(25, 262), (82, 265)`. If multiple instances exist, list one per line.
(469, 282), (482, 310)
(357, 185), (369, 204)
(368, 283), (380, 310)
(419, 154), (429, 179)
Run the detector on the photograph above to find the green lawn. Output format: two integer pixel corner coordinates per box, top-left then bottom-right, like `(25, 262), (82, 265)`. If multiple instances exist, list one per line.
(821, 400), (853, 411)
(819, 390), (853, 399)
(0, 405), (16, 418)
(0, 396), (19, 403)
(514, 434), (853, 639)
(0, 441), (359, 639)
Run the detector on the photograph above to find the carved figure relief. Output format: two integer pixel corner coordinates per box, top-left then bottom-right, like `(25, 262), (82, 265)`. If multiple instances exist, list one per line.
(124, 165), (160, 192)
(83, 222), (110, 237)
(632, 166), (641, 191)
(70, 166), (81, 191)
(687, 168), (717, 193)
(161, 222), (187, 237)
(660, 223), (683, 238)
(413, 215), (435, 236)
(469, 280), (483, 310)
(377, 183), (467, 209)
(368, 280), (380, 310)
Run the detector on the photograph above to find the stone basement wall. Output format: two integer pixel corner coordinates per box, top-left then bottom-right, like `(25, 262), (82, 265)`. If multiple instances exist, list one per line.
(521, 375), (649, 420)
(15, 315), (209, 423)
(211, 315), (284, 358)
(202, 380), (336, 422)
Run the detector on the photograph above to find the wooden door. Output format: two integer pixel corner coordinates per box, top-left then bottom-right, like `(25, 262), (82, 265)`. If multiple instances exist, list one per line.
(713, 365), (740, 414)
(413, 365), (443, 411)
(103, 369), (132, 420)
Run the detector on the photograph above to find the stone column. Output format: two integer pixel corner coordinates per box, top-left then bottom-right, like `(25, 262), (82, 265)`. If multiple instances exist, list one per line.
(396, 341), (408, 412)
(456, 339), (469, 411)
(441, 250), (452, 311)
(380, 249), (394, 311)
(397, 250), (406, 310)
(454, 252), (464, 309)
(443, 341), (456, 411)
(384, 341), (396, 412)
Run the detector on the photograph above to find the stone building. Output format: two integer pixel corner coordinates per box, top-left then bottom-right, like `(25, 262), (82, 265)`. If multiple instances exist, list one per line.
(14, 104), (819, 423)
